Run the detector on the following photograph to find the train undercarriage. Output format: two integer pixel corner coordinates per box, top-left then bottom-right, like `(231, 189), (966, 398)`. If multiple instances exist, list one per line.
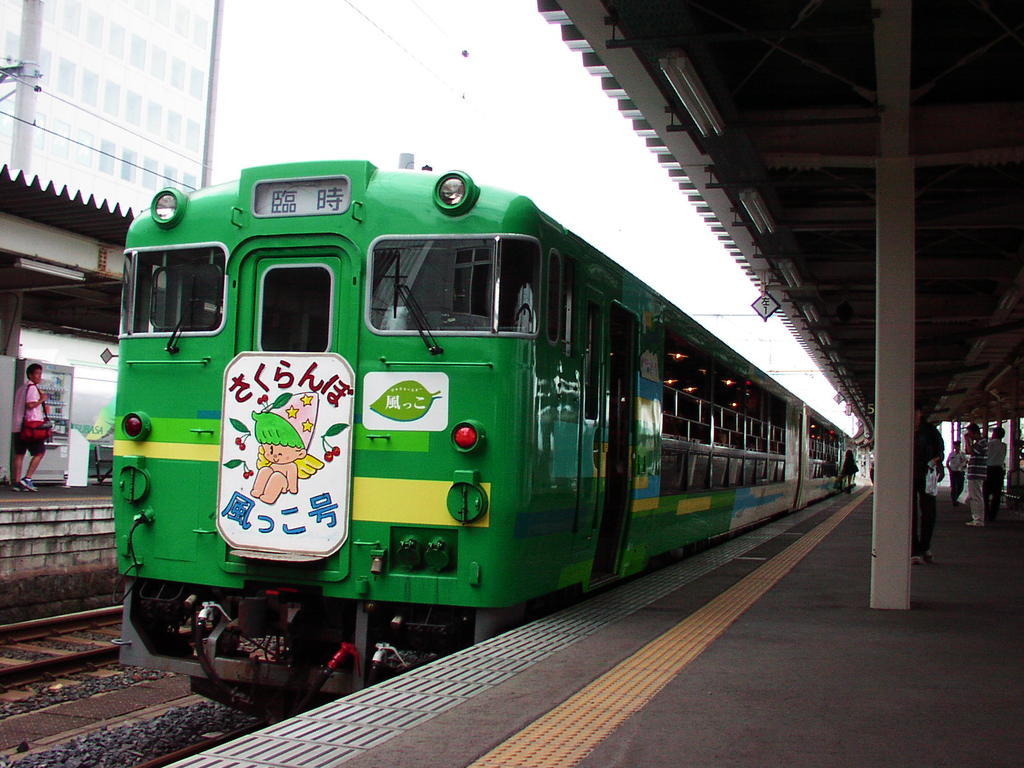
(118, 577), (513, 719)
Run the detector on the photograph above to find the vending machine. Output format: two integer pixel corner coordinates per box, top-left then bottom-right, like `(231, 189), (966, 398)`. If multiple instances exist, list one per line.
(14, 360), (74, 485)
(0, 356), (15, 484)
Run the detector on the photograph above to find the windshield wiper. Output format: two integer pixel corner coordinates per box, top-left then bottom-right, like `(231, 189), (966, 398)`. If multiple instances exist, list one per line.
(165, 275), (198, 355)
(165, 314), (185, 354)
(396, 283), (444, 356)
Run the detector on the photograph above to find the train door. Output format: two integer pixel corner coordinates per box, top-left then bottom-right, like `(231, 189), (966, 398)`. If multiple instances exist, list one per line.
(575, 302), (603, 552)
(216, 247), (358, 562)
(238, 251), (356, 358)
(790, 403), (806, 509)
(591, 303), (637, 579)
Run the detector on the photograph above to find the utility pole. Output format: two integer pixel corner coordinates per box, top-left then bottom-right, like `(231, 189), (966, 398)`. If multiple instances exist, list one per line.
(201, 0), (224, 188)
(6, 0), (44, 174)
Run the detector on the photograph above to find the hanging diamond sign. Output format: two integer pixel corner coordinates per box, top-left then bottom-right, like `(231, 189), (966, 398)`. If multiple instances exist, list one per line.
(752, 292), (781, 321)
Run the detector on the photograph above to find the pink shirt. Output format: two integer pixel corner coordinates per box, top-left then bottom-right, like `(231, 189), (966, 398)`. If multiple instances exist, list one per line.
(12, 382), (44, 430)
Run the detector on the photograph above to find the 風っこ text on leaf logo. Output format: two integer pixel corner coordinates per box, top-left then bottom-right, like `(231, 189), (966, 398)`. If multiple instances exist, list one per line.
(369, 380), (442, 423)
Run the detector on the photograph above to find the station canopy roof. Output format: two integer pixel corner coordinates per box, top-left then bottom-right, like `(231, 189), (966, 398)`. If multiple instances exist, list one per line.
(539, 0), (1024, 431)
(0, 165), (133, 339)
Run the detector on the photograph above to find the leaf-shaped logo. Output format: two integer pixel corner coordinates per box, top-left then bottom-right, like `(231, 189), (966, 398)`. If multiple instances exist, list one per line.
(370, 380), (441, 422)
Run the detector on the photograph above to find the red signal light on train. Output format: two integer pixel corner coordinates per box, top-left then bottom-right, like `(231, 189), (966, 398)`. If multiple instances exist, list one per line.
(124, 414), (144, 437)
(453, 424), (478, 449)
(122, 412), (151, 440)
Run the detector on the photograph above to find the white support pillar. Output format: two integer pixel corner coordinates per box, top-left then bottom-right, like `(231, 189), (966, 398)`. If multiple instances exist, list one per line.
(870, 157), (915, 609)
(870, 0), (915, 609)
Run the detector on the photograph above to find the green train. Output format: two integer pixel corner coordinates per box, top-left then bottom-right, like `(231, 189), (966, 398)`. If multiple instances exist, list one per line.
(114, 160), (846, 715)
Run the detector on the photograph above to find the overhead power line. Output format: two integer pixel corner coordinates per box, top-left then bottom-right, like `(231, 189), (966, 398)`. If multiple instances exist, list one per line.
(0, 107), (195, 189)
(1, 68), (206, 171)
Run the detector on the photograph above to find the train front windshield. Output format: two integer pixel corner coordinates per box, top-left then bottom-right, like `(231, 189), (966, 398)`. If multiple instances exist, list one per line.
(369, 236), (539, 335)
(121, 247), (226, 336)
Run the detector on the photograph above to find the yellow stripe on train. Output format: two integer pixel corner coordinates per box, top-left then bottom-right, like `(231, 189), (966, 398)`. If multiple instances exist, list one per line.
(351, 477), (490, 528)
(113, 443), (490, 528)
(114, 440), (221, 462)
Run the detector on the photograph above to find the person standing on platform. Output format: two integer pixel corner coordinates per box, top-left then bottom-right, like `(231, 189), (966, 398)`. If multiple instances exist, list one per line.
(10, 363), (47, 492)
(912, 407), (944, 564)
(945, 440), (968, 506)
(964, 423), (988, 527)
(984, 426), (1007, 522)
(840, 449), (858, 493)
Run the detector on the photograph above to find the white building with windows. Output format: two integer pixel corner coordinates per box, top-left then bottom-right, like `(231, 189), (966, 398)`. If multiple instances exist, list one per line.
(1, 0), (218, 212)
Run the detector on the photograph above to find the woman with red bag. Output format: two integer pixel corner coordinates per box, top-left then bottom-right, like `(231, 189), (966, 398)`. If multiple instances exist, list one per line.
(10, 363), (48, 492)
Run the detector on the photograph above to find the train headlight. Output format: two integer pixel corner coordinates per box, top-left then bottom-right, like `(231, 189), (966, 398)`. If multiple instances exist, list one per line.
(451, 420), (485, 452)
(121, 411), (152, 440)
(151, 188), (188, 228)
(433, 171), (479, 216)
(439, 177), (466, 206)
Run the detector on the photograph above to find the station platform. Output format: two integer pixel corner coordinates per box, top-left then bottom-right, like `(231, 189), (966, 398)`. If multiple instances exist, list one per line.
(167, 488), (1024, 768)
(0, 481), (116, 622)
(0, 481), (113, 508)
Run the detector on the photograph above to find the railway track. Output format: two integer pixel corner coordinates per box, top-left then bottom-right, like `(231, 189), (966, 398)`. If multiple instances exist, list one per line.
(0, 607), (260, 768)
(0, 606), (122, 687)
(128, 723), (262, 768)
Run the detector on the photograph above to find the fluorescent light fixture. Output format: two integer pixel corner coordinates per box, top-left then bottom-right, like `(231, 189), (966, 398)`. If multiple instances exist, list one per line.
(659, 54), (724, 137)
(16, 258), (85, 281)
(777, 260), (802, 289)
(739, 188), (776, 234)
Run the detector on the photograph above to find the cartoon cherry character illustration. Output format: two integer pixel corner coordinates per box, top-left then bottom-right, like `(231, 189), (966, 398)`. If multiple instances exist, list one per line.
(320, 430), (347, 462)
(249, 411), (310, 504)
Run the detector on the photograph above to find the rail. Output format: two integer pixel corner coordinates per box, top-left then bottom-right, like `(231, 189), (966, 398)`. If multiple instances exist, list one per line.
(663, 385), (784, 453)
(0, 606), (123, 686)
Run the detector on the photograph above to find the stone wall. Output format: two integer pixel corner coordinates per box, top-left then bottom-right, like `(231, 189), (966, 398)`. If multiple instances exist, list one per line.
(0, 503), (119, 622)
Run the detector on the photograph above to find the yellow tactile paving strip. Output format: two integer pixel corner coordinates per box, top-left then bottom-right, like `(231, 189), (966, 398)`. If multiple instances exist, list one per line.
(470, 492), (867, 768)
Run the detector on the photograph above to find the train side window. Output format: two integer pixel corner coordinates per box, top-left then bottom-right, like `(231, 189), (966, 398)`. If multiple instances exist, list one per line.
(743, 459), (756, 486)
(260, 265), (332, 352)
(689, 452), (709, 490)
(547, 250), (561, 343)
(661, 448), (686, 494)
(584, 302), (600, 420)
(727, 457), (742, 486)
(711, 455), (729, 488)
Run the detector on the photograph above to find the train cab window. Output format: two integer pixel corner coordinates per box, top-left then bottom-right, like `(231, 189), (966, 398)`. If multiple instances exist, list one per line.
(496, 238), (540, 334)
(562, 258), (575, 353)
(123, 246), (225, 335)
(259, 265), (332, 351)
(453, 246), (492, 318)
(369, 236), (539, 335)
(584, 302), (600, 420)
(370, 238), (494, 332)
(547, 251), (561, 343)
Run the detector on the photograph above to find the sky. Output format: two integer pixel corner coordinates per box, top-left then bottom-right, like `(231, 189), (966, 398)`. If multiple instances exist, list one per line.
(211, 0), (853, 431)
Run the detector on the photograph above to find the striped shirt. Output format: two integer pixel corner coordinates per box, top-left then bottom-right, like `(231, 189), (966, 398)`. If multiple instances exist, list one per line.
(966, 439), (988, 481)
